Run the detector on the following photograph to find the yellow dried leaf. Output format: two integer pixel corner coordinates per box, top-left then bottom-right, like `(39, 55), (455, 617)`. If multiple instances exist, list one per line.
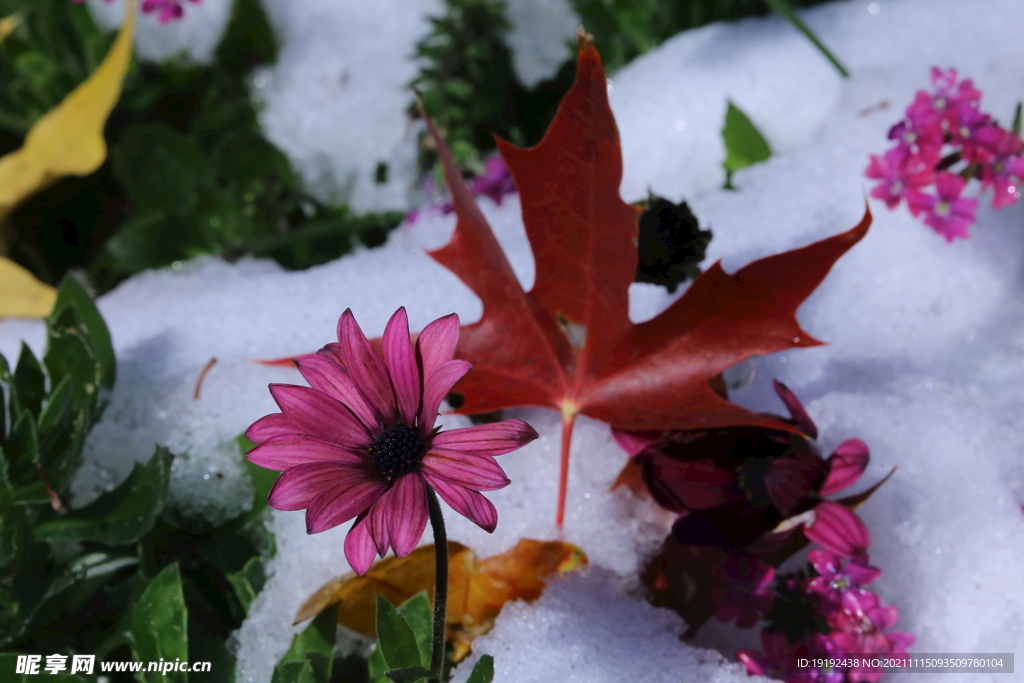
(0, 0), (136, 223)
(295, 539), (587, 661)
(0, 257), (56, 318)
(0, 13), (21, 43)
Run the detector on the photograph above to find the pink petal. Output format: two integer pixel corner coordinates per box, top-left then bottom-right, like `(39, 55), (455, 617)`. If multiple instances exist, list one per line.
(430, 420), (539, 456)
(806, 501), (870, 559)
(425, 475), (498, 532)
(416, 313), (460, 379)
(344, 513), (377, 575)
(305, 476), (388, 533)
(336, 310), (397, 424)
(367, 490), (393, 557)
(821, 438), (870, 496)
(610, 427), (662, 457)
(267, 462), (365, 511)
(269, 384), (372, 448)
(418, 360), (472, 435)
(382, 308), (421, 425)
(246, 413), (295, 443)
(383, 474), (429, 557)
(771, 380), (817, 438)
(247, 434), (367, 471)
(295, 353), (380, 431)
(421, 449), (511, 491)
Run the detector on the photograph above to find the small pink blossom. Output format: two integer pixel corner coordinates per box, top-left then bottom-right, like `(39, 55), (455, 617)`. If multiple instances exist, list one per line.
(806, 549), (882, 606)
(737, 631), (790, 679)
(907, 171), (978, 242)
(865, 146), (933, 210)
(981, 128), (1024, 209)
(826, 590), (915, 683)
(712, 553), (776, 628)
(246, 308), (538, 574)
(73, 0), (201, 22)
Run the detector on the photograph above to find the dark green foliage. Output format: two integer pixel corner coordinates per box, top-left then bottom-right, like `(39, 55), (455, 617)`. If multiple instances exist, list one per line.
(763, 567), (829, 642)
(410, 0), (521, 173)
(0, 285), (276, 680)
(3, 0), (401, 295)
(634, 194), (712, 293)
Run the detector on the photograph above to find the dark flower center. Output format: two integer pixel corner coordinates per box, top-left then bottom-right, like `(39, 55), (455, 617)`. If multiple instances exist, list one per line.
(369, 423), (425, 480)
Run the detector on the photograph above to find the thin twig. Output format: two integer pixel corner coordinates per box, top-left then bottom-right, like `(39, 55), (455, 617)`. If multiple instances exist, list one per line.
(193, 357), (217, 400)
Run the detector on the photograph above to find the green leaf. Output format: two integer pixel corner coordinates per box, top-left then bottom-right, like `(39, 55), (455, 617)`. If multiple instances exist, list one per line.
(368, 644), (388, 683)
(385, 666), (431, 683)
(722, 101), (772, 187)
(126, 562), (189, 683)
(397, 592), (432, 668)
(11, 342), (44, 417)
(48, 275), (115, 395)
(33, 446), (171, 544)
(0, 501), (26, 567)
(44, 303), (102, 415)
(270, 659), (315, 683)
(762, 0), (849, 78)
(274, 610), (336, 683)
(375, 594), (422, 671)
(226, 555), (267, 614)
(465, 655), (495, 683)
(35, 375), (74, 459)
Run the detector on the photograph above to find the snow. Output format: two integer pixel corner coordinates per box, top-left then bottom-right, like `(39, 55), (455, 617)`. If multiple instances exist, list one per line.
(3, 0), (1024, 681)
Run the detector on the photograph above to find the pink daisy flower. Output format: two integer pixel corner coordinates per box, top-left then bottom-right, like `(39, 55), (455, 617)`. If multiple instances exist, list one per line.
(246, 307), (539, 574)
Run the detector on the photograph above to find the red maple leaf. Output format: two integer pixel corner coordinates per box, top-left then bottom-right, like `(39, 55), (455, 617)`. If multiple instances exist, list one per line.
(423, 34), (870, 527)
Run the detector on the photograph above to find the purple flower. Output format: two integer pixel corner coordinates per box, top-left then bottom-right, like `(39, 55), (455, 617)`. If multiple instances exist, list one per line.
(980, 127), (1024, 209)
(866, 145), (935, 210)
(246, 308), (538, 574)
(470, 155), (517, 206)
(804, 500), (871, 561)
(826, 590), (915, 683)
(907, 171), (978, 242)
(806, 549), (881, 606)
(74, 0), (201, 23)
(712, 553), (776, 628)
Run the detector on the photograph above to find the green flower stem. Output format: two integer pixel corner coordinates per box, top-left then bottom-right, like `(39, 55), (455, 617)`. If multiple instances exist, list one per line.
(426, 486), (448, 683)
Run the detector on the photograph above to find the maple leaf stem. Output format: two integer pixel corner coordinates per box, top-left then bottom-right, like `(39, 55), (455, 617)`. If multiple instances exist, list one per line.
(556, 412), (577, 529)
(426, 486), (448, 683)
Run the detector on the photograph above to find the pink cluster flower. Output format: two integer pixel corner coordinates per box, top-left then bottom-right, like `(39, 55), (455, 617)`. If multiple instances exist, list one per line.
(72, 0), (201, 23)
(736, 546), (913, 683)
(866, 67), (1024, 241)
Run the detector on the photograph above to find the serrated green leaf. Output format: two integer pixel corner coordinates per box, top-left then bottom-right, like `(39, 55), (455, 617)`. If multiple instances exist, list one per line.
(48, 275), (115, 395)
(33, 446), (171, 544)
(397, 592), (432, 668)
(722, 101), (772, 186)
(127, 562), (188, 683)
(465, 655), (494, 683)
(375, 594), (422, 672)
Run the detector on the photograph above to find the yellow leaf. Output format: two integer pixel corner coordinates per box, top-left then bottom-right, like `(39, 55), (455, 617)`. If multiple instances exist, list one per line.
(0, 13), (21, 43)
(295, 539), (587, 661)
(0, 257), (56, 318)
(0, 0), (136, 223)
